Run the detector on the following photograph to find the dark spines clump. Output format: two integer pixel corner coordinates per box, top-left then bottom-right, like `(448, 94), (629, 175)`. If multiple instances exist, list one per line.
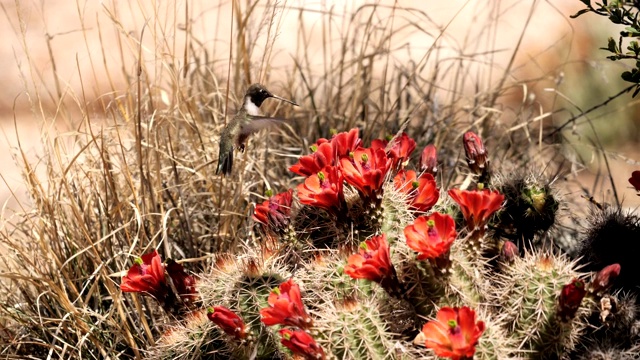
(494, 175), (559, 251)
(578, 208), (640, 297)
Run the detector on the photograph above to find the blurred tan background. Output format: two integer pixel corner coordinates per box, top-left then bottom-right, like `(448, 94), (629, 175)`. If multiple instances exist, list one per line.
(1, 0), (638, 214)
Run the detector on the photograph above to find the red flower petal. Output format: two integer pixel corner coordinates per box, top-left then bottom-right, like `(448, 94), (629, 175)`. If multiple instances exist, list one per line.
(394, 170), (439, 212)
(448, 188), (504, 230)
(331, 128), (361, 158)
(279, 329), (325, 360)
(404, 213), (457, 260)
(339, 147), (391, 200)
(421, 306), (485, 360)
(253, 189), (294, 230)
(290, 142), (335, 177)
(207, 306), (247, 340)
(387, 132), (416, 168)
(297, 166), (344, 212)
(260, 279), (313, 329)
(344, 234), (395, 283)
(120, 250), (168, 302)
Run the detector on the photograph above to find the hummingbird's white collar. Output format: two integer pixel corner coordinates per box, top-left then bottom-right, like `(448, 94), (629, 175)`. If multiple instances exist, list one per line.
(244, 97), (261, 116)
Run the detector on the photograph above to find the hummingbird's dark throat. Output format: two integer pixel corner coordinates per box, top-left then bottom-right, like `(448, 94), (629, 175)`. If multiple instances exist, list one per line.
(248, 92), (272, 107)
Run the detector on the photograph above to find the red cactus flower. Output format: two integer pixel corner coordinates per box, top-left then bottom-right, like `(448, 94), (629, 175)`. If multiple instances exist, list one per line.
(448, 188), (504, 230)
(260, 279), (313, 329)
(394, 169), (416, 195)
(404, 213), (457, 260)
(289, 142), (335, 177)
(558, 279), (587, 321)
(120, 250), (168, 301)
(420, 306), (485, 360)
(166, 259), (198, 303)
(629, 171), (640, 193)
(297, 166), (344, 212)
(370, 138), (388, 151)
(387, 132), (416, 168)
(591, 263), (621, 294)
(207, 306), (248, 340)
(463, 131), (488, 175)
(253, 189), (294, 230)
(290, 129), (360, 177)
(421, 144), (438, 175)
(279, 329), (325, 360)
(330, 128), (361, 158)
(339, 147), (391, 200)
(394, 170), (439, 212)
(370, 133), (416, 169)
(344, 234), (400, 294)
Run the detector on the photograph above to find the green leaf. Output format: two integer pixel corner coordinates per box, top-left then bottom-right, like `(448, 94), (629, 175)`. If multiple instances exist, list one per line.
(624, 26), (640, 37)
(606, 37), (619, 53)
(627, 41), (640, 55)
(609, 9), (623, 24)
(622, 69), (640, 83)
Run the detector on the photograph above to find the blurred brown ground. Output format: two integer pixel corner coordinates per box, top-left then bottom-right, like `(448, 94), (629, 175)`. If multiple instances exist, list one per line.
(1, 0), (639, 214)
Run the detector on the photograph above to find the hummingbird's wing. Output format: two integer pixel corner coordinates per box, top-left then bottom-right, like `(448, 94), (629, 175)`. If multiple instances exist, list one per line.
(239, 115), (290, 137)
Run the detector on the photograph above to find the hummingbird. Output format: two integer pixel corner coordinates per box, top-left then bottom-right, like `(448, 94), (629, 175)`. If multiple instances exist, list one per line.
(216, 84), (298, 175)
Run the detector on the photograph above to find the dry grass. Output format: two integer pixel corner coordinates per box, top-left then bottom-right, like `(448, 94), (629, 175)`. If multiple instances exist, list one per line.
(0, 0), (634, 358)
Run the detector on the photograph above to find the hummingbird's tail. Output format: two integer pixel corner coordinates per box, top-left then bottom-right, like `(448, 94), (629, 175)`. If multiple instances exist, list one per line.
(216, 148), (234, 175)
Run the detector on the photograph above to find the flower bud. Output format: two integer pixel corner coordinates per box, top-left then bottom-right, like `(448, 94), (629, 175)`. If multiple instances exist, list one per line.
(420, 144), (438, 175)
(590, 263), (621, 294)
(500, 240), (518, 264)
(279, 329), (325, 359)
(558, 279), (586, 321)
(463, 131), (488, 175)
(207, 306), (248, 340)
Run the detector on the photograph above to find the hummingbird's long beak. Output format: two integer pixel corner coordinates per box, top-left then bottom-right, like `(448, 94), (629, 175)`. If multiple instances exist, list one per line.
(271, 94), (298, 107)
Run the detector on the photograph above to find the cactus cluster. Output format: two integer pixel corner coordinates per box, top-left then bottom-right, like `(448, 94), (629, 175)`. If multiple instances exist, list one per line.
(121, 129), (638, 359)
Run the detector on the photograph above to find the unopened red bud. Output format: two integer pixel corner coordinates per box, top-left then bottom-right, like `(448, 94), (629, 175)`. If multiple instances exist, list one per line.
(591, 263), (621, 294)
(500, 241), (518, 263)
(420, 145), (438, 175)
(207, 306), (248, 340)
(463, 131), (487, 175)
(629, 171), (640, 193)
(558, 279), (587, 321)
